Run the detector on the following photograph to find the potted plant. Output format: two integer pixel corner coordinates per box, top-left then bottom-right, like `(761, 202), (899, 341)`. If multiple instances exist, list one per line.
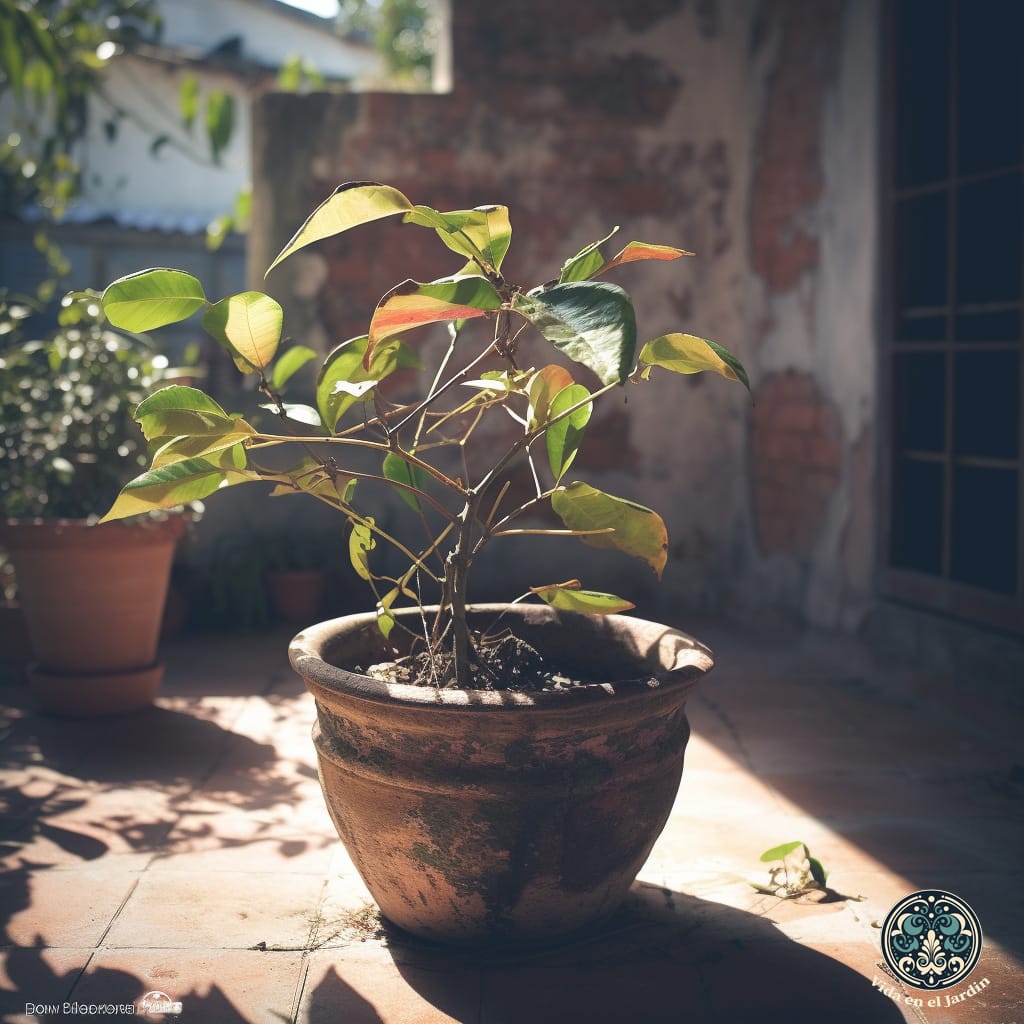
(262, 530), (339, 624)
(98, 182), (749, 944)
(0, 290), (193, 715)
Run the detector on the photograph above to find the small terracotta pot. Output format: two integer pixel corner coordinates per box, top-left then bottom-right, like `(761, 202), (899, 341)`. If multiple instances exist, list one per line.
(266, 569), (326, 623)
(0, 516), (187, 714)
(290, 605), (713, 946)
(27, 662), (164, 717)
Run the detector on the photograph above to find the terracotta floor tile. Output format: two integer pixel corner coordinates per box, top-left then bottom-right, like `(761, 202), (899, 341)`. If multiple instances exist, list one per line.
(1, 620), (1021, 1023)
(149, 808), (336, 876)
(102, 871), (326, 951)
(298, 955), (479, 1024)
(2, 869), (140, 947)
(77, 948), (306, 1024)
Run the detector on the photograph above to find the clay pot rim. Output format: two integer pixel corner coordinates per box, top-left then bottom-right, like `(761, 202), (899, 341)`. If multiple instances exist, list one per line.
(291, 604), (713, 712)
(0, 512), (190, 549)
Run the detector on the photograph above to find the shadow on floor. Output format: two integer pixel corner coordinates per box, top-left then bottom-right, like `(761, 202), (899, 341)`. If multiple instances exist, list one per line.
(352, 882), (906, 1024)
(0, 944), (326, 1024)
(4, 702), (307, 811)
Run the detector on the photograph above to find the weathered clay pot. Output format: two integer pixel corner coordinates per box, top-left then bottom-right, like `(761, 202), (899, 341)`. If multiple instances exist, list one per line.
(290, 605), (713, 946)
(0, 516), (187, 714)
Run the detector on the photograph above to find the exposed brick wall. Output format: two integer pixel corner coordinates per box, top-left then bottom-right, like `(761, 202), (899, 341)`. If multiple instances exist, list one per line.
(750, 371), (842, 556)
(750, 0), (845, 293)
(250, 0), (881, 627)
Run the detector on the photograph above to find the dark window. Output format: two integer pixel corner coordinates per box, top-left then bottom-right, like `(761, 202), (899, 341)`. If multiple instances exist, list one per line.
(884, 0), (1024, 631)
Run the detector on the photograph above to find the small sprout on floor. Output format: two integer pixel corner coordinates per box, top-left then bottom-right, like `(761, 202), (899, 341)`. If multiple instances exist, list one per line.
(750, 840), (829, 898)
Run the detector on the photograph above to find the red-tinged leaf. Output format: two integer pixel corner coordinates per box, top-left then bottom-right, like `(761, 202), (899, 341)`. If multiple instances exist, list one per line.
(365, 275), (501, 366)
(593, 241), (693, 277)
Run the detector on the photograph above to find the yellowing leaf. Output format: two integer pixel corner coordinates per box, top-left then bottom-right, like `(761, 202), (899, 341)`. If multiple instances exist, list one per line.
(266, 182), (414, 276)
(551, 482), (668, 578)
(202, 291), (283, 374)
(639, 333), (750, 390)
(349, 518), (376, 581)
(531, 580), (635, 615)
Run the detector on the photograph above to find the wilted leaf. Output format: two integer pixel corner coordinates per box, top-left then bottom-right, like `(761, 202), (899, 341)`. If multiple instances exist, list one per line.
(349, 519), (376, 581)
(512, 281), (636, 386)
(551, 482), (668, 577)
(102, 269), (207, 332)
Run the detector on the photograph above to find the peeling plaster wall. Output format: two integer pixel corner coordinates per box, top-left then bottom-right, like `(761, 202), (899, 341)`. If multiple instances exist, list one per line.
(249, 0), (880, 628)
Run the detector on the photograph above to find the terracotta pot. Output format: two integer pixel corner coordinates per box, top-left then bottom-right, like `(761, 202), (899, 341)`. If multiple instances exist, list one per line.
(266, 569), (326, 623)
(0, 602), (32, 676)
(27, 662), (164, 717)
(0, 516), (187, 712)
(290, 605), (713, 946)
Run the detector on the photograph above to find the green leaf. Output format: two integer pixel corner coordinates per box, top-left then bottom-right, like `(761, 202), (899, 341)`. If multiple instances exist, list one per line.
(531, 581), (635, 615)
(527, 364), (575, 429)
(759, 841), (804, 863)
(512, 281), (637, 386)
(376, 586), (400, 639)
(349, 519), (376, 581)
(151, 423), (255, 468)
(559, 227), (619, 283)
(100, 456), (257, 521)
(271, 345), (317, 390)
(551, 482), (668, 578)
(201, 291), (283, 374)
(545, 383), (591, 482)
(639, 333), (750, 390)
(316, 335), (422, 431)
(133, 385), (244, 445)
(366, 275), (501, 357)
(204, 89), (235, 163)
(266, 182), (414, 276)
(807, 856), (828, 886)
(179, 73), (199, 131)
(135, 385), (229, 422)
(102, 269), (207, 332)
(593, 241), (692, 277)
(383, 452), (427, 512)
(405, 204), (512, 274)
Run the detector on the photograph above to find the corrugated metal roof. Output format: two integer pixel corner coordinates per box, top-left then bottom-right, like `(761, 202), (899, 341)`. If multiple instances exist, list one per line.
(23, 203), (213, 235)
